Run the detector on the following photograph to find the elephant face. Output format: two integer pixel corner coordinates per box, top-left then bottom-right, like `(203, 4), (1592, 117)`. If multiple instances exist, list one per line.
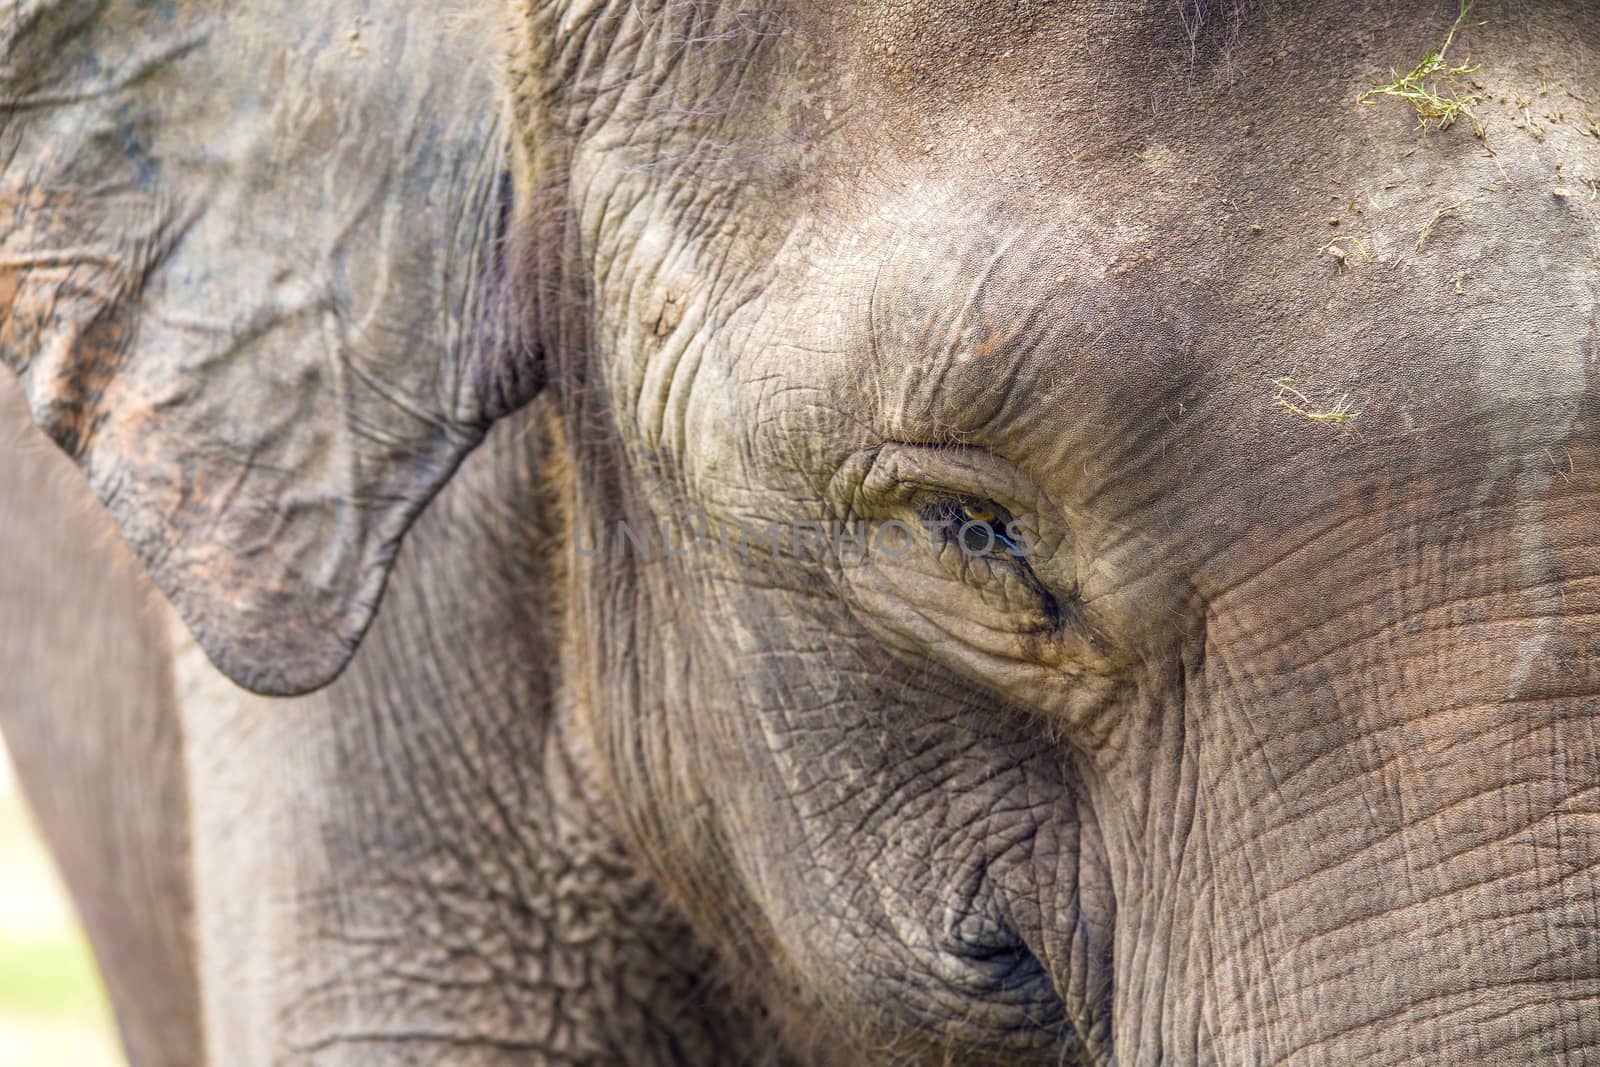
(7, 0), (1600, 1063)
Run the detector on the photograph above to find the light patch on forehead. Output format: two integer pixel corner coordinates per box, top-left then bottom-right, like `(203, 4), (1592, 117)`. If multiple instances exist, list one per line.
(1468, 219), (1600, 698)
(1332, 72), (1600, 701)
(1493, 261), (1596, 698)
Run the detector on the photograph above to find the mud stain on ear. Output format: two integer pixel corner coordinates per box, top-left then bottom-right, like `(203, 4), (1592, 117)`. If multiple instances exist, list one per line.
(0, 262), (19, 316)
(969, 314), (1020, 360)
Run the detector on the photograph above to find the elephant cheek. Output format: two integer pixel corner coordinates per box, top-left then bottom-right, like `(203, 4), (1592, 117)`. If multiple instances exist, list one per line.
(1111, 471), (1600, 1063)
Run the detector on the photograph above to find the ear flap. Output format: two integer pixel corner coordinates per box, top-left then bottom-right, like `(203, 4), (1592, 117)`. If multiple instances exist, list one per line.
(1, 1), (536, 694)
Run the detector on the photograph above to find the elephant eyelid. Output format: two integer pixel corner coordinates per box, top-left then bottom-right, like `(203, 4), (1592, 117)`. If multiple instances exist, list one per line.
(919, 497), (1036, 564)
(912, 497), (1070, 629)
(844, 442), (1064, 574)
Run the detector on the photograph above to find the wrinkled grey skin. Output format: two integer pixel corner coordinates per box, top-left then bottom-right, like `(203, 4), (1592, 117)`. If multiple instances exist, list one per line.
(4, 0), (1600, 1064)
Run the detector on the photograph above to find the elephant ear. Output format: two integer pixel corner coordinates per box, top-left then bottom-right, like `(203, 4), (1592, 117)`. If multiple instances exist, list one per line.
(0, 0), (536, 694)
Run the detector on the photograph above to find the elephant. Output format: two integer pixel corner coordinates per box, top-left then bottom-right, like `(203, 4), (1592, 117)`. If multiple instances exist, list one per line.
(3, 0), (1600, 1063)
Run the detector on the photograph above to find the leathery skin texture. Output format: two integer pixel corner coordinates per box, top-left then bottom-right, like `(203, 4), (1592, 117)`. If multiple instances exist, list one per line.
(3, 0), (1599, 1063)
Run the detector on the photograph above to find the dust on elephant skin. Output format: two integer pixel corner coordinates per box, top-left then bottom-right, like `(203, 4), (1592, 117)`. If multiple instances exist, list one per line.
(3, 0), (1600, 1064)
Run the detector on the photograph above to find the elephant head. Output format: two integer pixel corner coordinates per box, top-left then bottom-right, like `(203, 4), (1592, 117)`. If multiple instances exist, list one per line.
(5, 0), (1600, 1062)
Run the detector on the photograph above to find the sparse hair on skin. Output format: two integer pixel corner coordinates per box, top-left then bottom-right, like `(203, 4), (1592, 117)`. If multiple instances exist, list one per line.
(1272, 377), (1360, 426)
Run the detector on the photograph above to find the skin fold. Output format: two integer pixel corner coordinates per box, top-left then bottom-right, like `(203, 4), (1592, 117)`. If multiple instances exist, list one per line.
(3, 0), (1600, 1063)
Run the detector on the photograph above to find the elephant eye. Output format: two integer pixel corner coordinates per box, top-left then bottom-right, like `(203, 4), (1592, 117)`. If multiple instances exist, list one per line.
(923, 497), (1029, 560)
(911, 496), (1066, 625)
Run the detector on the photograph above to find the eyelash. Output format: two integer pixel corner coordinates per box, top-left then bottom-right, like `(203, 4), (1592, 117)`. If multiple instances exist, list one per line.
(916, 497), (1067, 627)
(920, 498), (1028, 559)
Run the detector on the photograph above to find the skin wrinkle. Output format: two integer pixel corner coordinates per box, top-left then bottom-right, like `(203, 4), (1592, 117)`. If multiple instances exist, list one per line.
(9, 0), (1600, 1063)
(294, 410), (779, 1064)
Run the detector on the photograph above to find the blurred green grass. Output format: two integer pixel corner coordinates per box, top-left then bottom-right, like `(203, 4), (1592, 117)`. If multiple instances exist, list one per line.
(0, 745), (125, 1067)
(0, 937), (108, 1020)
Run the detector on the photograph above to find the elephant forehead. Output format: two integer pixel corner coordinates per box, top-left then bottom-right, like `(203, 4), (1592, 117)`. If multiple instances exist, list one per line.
(830, 0), (1189, 85)
(563, 0), (1600, 544)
